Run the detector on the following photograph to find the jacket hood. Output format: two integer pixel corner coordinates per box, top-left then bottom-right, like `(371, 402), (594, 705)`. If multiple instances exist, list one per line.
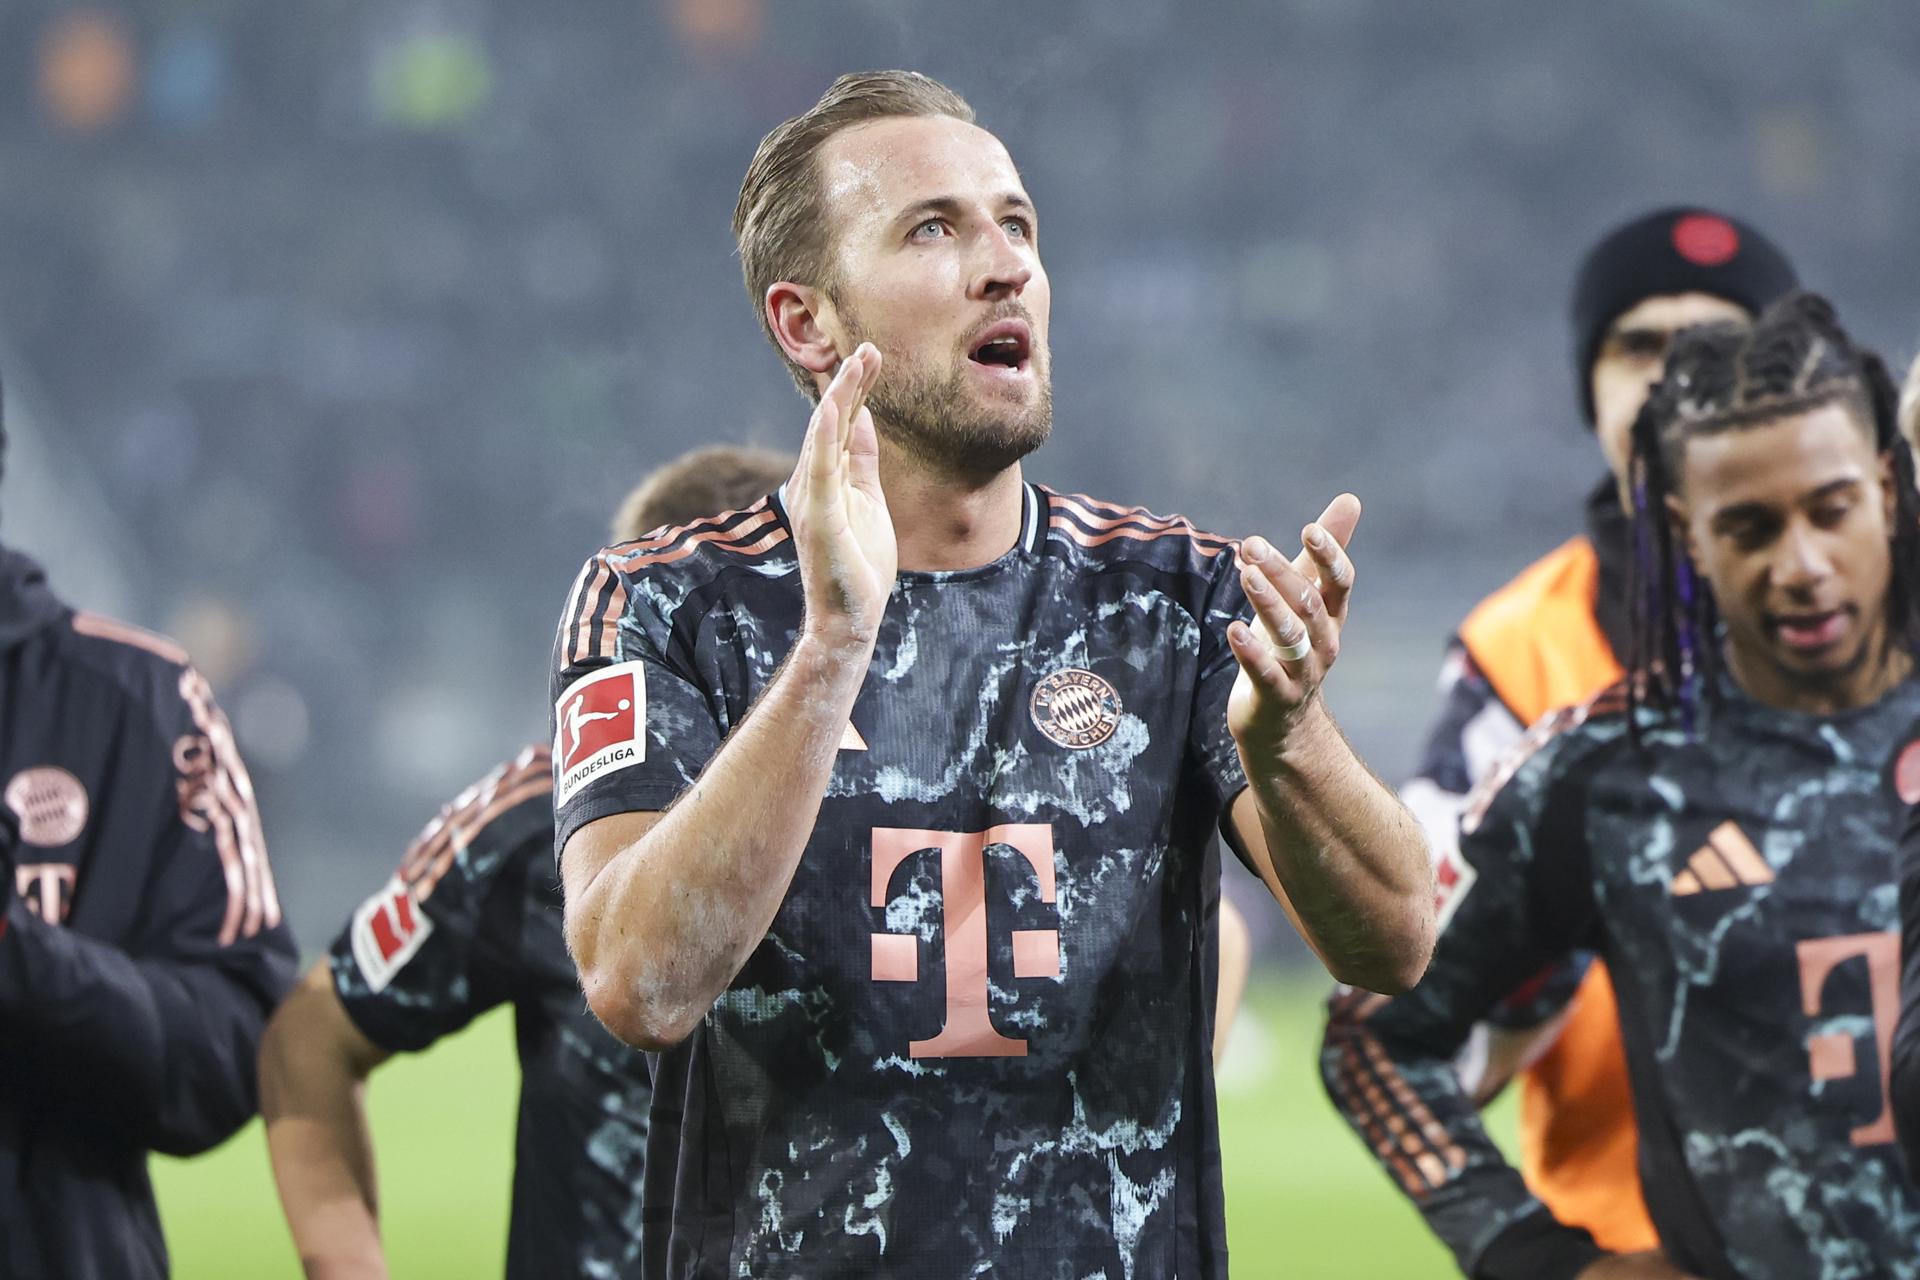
(0, 546), (64, 653)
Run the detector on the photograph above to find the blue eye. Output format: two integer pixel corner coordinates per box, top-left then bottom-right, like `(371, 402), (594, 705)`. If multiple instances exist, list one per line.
(1003, 218), (1030, 238)
(911, 219), (947, 241)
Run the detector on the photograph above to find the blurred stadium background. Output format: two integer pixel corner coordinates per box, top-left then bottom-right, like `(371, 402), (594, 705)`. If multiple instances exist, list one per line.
(3, 0), (1917, 1274)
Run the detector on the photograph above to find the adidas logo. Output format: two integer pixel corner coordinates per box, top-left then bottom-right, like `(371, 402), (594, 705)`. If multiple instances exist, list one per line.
(1670, 821), (1773, 896)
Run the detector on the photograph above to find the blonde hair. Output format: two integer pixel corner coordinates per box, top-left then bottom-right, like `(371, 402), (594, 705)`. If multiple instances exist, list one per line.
(611, 445), (793, 544)
(732, 71), (975, 398)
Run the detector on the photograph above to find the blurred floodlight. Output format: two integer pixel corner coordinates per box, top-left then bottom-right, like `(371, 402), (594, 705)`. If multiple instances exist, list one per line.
(234, 677), (313, 771)
(147, 26), (226, 131)
(373, 30), (491, 129)
(38, 11), (137, 134)
(669, 0), (764, 57)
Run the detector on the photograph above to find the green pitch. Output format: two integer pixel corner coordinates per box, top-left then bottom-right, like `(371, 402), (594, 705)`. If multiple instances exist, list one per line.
(155, 973), (1508, 1277)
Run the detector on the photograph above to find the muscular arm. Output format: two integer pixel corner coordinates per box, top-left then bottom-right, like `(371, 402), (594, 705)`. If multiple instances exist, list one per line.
(562, 346), (893, 1051)
(563, 632), (870, 1049)
(1228, 709), (1433, 994)
(260, 962), (393, 1280)
(1223, 499), (1434, 994)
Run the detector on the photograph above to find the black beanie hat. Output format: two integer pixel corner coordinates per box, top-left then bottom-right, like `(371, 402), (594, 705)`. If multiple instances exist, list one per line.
(1570, 206), (1798, 424)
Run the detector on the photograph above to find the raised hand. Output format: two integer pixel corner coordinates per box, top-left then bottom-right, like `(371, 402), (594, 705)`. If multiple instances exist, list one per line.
(1226, 493), (1361, 746)
(786, 343), (897, 644)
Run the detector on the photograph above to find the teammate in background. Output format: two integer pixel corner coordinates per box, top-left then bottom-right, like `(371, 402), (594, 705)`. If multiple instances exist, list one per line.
(555, 71), (1432, 1278)
(1393, 207), (1797, 1250)
(1895, 351), (1920, 1175)
(259, 445), (793, 1280)
(1327, 293), (1920, 1279)
(0, 375), (299, 1278)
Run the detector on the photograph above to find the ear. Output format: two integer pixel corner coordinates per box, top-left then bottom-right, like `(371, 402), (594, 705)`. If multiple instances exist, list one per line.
(1664, 492), (1700, 566)
(766, 282), (844, 385)
(1879, 447), (1900, 529)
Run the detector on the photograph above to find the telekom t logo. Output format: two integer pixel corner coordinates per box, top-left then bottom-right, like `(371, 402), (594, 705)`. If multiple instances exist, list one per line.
(870, 824), (1059, 1059)
(1797, 931), (1900, 1147)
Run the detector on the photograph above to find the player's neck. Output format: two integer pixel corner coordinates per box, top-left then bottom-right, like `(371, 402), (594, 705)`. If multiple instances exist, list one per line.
(878, 442), (1026, 573)
(1725, 622), (1913, 716)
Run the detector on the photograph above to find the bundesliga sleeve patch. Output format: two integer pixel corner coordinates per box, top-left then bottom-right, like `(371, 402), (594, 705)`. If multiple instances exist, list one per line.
(554, 661), (646, 807)
(350, 874), (435, 993)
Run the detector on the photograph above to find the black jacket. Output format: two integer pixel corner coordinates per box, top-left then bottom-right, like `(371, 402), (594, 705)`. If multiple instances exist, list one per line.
(0, 547), (297, 1278)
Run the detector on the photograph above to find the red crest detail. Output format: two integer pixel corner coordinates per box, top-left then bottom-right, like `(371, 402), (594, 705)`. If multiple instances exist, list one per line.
(1671, 214), (1740, 267)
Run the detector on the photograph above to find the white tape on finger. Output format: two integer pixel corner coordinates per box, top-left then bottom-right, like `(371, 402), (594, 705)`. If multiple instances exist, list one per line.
(1274, 636), (1312, 662)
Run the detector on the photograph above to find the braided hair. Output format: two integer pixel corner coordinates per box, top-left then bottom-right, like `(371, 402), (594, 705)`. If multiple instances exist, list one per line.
(1625, 291), (1920, 732)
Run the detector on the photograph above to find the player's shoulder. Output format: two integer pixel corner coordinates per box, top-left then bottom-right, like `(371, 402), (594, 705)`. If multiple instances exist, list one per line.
(1460, 679), (1636, 836)
(50, 608), (207, 731)
(602, 496), (794, 588)
(560, 497), (796, 669)
(397, 742), (554, 900)
(1038, 485), (1237, 585)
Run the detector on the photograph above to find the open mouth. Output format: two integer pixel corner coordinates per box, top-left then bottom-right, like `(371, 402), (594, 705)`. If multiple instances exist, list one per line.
(968, 320), (1033, 372)
(1770, 608), (1849, 653)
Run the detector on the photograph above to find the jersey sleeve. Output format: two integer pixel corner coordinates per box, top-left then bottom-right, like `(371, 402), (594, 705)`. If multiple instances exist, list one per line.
(1320, 713), (1608, 1280)
(1187, 546), (1254, 813)
(0, 664), (298, 1156)
(1893, 796), (1920, 1176)
(329, 748), (552, 1054)
(550, 549), (726, 855)
(1405, 639), (1592, 1039)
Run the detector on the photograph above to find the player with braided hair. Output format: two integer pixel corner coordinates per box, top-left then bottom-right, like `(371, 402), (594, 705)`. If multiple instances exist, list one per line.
(1327, 291), (1920, 1280)
(1624, 292), (1920, 732)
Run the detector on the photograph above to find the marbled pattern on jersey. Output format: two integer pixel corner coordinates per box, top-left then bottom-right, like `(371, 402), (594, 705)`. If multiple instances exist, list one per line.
(1325, 680), (1920, 1280)
(330, 745), (652, 1280)
(553, 486), (1249, 1280)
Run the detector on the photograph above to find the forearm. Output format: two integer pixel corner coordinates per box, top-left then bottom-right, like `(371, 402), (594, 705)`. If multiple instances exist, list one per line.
(1237, 702), (1435, 993)
(568, 629), (871, 1048)
(261, 968), (389, 1278)
(1322, 991), (1604, 1280)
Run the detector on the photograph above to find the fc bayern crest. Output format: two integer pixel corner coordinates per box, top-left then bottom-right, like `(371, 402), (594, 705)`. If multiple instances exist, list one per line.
(1030, 668), (1122, 749)
(5, 766), (90, 848)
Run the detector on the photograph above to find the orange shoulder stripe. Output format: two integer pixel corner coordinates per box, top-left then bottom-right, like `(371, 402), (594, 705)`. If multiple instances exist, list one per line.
(71, 611), (189, 666)
(610, 497), (772, 558)
(617, 509), (788, 569)
(564, 554), (628, 667)
(1052, 491), (1235, 546)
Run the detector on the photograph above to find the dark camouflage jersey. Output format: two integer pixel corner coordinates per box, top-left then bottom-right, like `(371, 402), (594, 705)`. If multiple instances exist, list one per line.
(1324, 677), (1920, 1280)
(551, 483), (1251, 1280)
(328, 744), (652, 1280)
(1893, 770), (1920, 1175)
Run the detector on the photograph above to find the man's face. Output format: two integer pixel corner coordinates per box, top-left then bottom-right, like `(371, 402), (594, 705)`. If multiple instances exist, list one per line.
(813, 114), (1052, 474)
(1675, 401), (1897, 708)
(1591, 292), (1751, 496)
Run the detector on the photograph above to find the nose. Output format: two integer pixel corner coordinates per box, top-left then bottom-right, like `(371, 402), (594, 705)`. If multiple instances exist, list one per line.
(1771, 519), (1833, 594)
(967, 225), (1033, 302)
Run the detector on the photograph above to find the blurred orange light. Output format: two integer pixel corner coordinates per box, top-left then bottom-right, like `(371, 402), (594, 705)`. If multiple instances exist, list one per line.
(38, 10), (137, 134)
(670, 0), (763, 56)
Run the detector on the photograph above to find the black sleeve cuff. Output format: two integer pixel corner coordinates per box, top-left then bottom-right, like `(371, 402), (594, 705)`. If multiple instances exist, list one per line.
(1474, 1206), (1607, 1280)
